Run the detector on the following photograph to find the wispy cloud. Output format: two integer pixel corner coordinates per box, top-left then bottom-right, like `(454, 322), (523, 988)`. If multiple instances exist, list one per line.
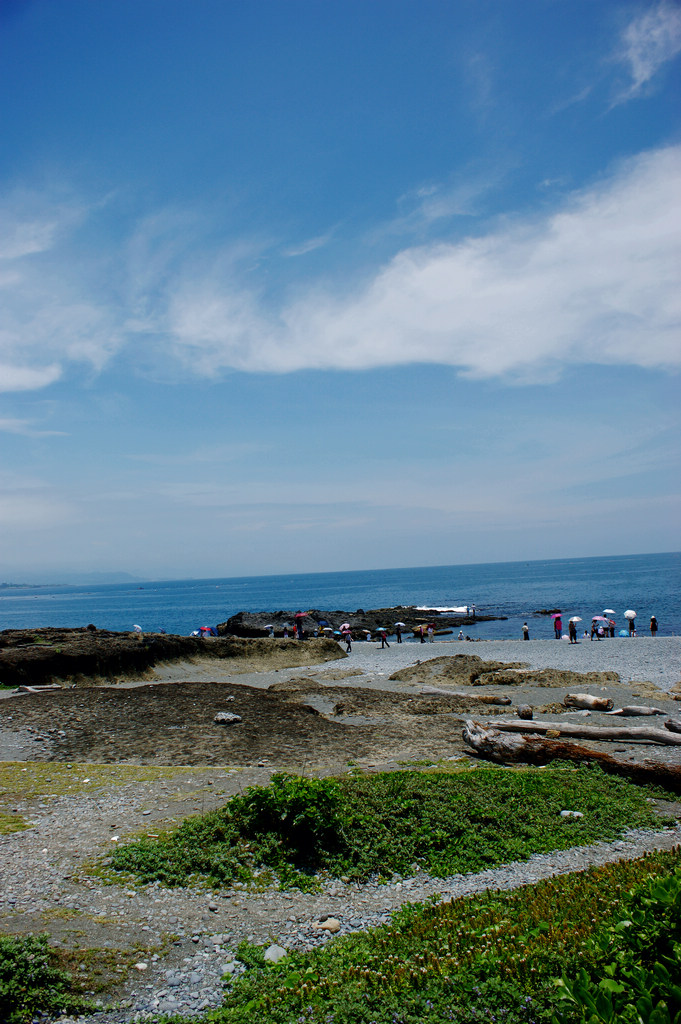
(283, 231), (334, 257)
(0, 146), (679, 393)
(0, 416), (66, 437)
(0, 189), (123, 393)
(614, 1), (681, 100)
(162, 145), (681, 381)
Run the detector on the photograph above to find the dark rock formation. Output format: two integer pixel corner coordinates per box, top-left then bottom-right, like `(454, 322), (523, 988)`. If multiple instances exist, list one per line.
(0, 628), (341, 687)
(218, 606), (504, 640)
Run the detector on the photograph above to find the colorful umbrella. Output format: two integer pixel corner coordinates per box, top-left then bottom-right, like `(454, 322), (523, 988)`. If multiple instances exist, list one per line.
(340, 622), (350, 630)
(592, 615), (609, 622)
(550, 612), (562, 619)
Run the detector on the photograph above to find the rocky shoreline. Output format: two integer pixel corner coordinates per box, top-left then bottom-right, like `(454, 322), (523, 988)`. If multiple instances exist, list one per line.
(0, 628), (341, 688)
(220, 605), (503, 639)
(1, 633), (680, 1022)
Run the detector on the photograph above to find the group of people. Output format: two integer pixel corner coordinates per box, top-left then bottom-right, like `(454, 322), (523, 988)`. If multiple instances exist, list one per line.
(521, 614), (660, 641)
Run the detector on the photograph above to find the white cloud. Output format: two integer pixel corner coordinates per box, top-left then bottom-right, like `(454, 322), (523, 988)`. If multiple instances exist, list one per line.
(0, 191), (123, 393)
(616, 2), (681, 98)
(0, 364), (62, 393)
(0, 146), (679, 394)
(163, 145), (681, 380)
(0, 416), (66, 436)
(283, 231), (334, 257)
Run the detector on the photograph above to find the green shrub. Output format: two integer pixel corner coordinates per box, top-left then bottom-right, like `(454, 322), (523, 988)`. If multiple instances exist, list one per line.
(0, 933), (88, 1024)
(110, 765), (667, 890)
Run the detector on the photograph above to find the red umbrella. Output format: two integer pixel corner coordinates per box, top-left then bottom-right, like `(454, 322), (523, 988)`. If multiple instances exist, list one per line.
(340, 622), (350, 630)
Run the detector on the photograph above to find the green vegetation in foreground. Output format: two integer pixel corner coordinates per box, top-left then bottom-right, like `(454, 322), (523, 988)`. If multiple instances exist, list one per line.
(0, 934), (94, 1024)
(194, 849), (681, 1024)
(109, 766), (669, 889)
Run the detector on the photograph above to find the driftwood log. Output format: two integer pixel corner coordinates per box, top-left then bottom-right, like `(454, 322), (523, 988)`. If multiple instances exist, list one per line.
(488, 718), (681, 745)
(462, 721), (681, 792)
(419, 686), (511, 705)
(564, 693), (614, 711)
(605, 705), (665, 716)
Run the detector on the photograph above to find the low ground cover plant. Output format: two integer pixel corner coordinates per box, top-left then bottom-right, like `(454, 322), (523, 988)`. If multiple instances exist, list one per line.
(110, 765), (666, 889)
(0, 933), (92, 1024)
(201, 848), (681, 1024)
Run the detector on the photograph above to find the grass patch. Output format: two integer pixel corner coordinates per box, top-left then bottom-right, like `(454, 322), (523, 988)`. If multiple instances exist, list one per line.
(0, 811), (30, 834)
(109, 765), (669, 890)
(0, 761), (210, 803)
(194, 848), (681, 1024)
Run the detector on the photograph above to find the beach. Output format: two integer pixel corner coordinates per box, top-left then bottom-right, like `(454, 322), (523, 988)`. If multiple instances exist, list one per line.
(1, 632), (680, 1022)
(146, 635), (681, 693)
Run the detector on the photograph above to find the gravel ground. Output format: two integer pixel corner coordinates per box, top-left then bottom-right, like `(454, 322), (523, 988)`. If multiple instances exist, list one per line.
(146, 636), (681, 695)
(2, 636), (680, 1023)
(5, 778), (678, 1024)
(313, 635), (681, 692)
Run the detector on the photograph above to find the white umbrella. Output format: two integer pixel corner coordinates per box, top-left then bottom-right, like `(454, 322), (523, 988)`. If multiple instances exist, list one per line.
(394, 621), (406, 627)
(340, 622), (350, 630)
(264, 624), (274, 629)
(624, 610), (637, 620)
(603, 609), (615, 615)
(569, 616), (582, 622)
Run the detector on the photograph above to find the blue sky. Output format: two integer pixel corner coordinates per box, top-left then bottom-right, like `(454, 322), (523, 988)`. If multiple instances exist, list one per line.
(1, 0), (679, 582)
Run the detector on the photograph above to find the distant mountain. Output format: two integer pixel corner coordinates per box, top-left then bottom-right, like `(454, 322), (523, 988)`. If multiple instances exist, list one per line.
(0, 571), (148, 587)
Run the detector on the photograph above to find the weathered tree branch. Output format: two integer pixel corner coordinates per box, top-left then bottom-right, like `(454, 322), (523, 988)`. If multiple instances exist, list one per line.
(461, 720), (681, 792)
(486, 718), (681, 745)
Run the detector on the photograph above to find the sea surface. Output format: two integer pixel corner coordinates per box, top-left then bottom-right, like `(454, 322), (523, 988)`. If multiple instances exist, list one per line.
(1, 552), (678, 640)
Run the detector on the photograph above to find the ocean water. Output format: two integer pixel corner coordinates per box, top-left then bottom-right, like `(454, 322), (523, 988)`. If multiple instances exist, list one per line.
(0, 551), (678, 640)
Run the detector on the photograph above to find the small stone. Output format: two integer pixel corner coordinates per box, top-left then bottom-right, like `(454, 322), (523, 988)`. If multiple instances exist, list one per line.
(264, 943), (287, 963)
(560, 810), (584, 818)
(208, 901), (218, 912)
(135, 962), (148, 971)
(214, 712), (242, 725)
(318, 917), (341, 933)
(517, 704), (533, 720)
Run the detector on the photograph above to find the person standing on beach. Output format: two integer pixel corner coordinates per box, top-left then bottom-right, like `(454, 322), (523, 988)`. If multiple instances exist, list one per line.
(395, 624), (402, 643)
(343, 629), (352, 653)
(650, 616), (658, 637)
(554, 616), (562, 640)
(418, 624), (426, 643)
(629, 618), (636, 636)
(522, 623), (529, 640)
(379, 628), (390, 649)
(568, 619), (577, 643)
(427, 623), (434, 642)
